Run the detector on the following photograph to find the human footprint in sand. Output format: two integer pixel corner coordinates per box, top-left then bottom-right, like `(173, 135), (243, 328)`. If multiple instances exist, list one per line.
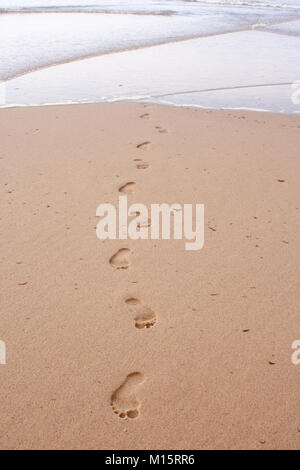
(125, 298), (157, 329)
(111, 372), (145, 419)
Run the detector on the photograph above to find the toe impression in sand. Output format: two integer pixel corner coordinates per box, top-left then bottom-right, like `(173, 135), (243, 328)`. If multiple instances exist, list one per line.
(111, 372), (145, 419)
(136, 161), (149, 170)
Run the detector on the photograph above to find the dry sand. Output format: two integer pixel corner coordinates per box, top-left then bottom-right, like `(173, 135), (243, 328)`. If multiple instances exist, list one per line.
(0, 102), (299, 449)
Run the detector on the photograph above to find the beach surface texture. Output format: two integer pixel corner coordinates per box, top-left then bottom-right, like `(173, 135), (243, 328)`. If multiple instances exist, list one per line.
(0, 102), (299, 449)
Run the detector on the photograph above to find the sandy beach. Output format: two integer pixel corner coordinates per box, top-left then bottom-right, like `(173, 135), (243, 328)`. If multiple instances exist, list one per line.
(0, 101), (299, 449)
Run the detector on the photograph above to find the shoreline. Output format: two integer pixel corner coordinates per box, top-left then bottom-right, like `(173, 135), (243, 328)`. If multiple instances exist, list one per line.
(0, 101), (299, 449)
(0, 98), (298, 116)
(2, 2), (300, 13)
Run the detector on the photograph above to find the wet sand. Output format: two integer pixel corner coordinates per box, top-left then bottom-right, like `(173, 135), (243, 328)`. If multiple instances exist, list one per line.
(0, 102), (299, 449)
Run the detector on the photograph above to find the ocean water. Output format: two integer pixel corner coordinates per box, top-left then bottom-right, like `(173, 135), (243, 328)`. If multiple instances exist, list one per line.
(2, 0), (300, 11)
(1, 0), (300, 112)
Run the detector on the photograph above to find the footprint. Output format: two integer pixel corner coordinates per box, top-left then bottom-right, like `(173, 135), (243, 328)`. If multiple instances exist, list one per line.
(155, 126), (168, 134)
(119, 182), (136, 194)
(136, 141), (151, 150)
(140, 113), (150, 119)
(125, 298), (157, 329)
(133, 158), (149, 169)
(136, 161), (149, 170)
(109, 248), (132, 269)
(111, 372), (145, 419)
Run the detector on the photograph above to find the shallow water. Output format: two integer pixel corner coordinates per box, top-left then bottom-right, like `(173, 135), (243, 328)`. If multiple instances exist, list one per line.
(3, 29), (300, 113)
(1, 0), (300, 80)
(1, 0), (300, 112)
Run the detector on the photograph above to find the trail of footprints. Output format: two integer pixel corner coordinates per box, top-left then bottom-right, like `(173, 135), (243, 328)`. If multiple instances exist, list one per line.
(110, 111), (165, 419)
